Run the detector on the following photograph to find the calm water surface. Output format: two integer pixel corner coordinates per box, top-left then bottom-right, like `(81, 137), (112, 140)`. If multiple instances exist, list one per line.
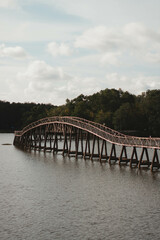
(0, 134), (160, 240)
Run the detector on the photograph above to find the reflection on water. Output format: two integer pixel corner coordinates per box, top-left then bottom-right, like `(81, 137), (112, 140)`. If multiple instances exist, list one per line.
(0, 134), (160, 240)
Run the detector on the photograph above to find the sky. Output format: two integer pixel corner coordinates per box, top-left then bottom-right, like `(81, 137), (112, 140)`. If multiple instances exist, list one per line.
(0, 0), (160, 105)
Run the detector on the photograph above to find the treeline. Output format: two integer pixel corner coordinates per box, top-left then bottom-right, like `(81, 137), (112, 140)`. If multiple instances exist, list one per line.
(0, 88), (160, 136)
(48, 88), (160, 137)
(0, 101), (55, 132)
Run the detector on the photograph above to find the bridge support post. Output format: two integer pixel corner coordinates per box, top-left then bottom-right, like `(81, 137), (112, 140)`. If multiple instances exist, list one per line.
(130, 147), (139, 168)
(138, 147), (150, 169)
(67, 128), (72, 156)
(33, 131), (37, 150)
(75, 129), (79, 158)
(90, 136), (100, 161)
(44, 132), (47, 152)
(109, 144), (118, 164)
(84, 132), (91, 159)
(119, 146), (129, 165)
(90, 135), (95, 161)
(99, 140), (108, 162)
(80, 130), (84, 157)
(38, 126), (42, 150)
(75, 129), (83, 158)
(151, 149), (160, 171)
(29, 132), (33, 149)
(63, 131), (68, 156)
(53, 133), (58, 154)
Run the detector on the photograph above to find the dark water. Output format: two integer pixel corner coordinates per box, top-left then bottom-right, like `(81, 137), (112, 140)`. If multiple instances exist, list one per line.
(0, 134), (160, 240)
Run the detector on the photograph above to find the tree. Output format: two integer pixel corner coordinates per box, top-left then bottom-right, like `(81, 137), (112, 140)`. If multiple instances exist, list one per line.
(95, 110), (113, 127)
(113, 103), (136, 131)
(144, 90), (160, 136)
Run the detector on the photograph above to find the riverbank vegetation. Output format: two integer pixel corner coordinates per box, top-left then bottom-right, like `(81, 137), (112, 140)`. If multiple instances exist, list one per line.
(0, 88), (160, 137)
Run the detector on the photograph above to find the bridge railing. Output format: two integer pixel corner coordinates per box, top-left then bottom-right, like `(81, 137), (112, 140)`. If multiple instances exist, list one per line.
(14, 116), (160, 149)
(15, 116), (124, 137)
(64, 117), (160, 149)
(70, 116), (125, 137)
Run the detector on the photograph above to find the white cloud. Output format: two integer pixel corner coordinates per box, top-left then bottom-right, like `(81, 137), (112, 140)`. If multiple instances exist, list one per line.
(0, 0), (160, 105)
(100, 52), (121, 66)
(123, 23), (160, 54)
(15, 60), (101, 104)
(18, 60), (70, 86)
(0, 0), (18, 8)
(105, 73), (160, 94)
(1, 59), (160, 105)
(47, 42), (72, 57)
(75, 23), (160, 64)
(16, 61), (160, 105)
(144, 52), (160, 63)
(16, 61), (71, 104)
(0, 44), (28, 59)
(75, 26), (122, 51)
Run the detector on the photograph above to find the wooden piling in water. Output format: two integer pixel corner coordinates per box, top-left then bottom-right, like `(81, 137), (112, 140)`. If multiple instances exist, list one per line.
(151, 149), (160, 171)
(109, 144), (118, 164)
(100, 140), (108, 162)
(84, 132), (91, 159)
(119, 146), (130, 165)
(130, 147), (139, 168)
(138, 147), (150, 169)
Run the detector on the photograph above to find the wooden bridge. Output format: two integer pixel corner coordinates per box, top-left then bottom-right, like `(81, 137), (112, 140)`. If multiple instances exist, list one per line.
(13, 116), (160, 171)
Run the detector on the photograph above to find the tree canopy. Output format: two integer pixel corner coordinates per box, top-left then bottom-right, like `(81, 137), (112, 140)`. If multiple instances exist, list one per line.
(0, 88), (160, 137)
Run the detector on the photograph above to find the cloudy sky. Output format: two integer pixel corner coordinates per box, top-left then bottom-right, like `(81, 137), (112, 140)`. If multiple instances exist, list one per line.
(0, 0), (160, 105)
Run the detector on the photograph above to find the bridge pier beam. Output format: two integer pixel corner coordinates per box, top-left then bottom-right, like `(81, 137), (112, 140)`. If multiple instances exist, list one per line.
(151, 149), (160, 171)
(130, 147), (139, 168)
(84, 133), (91, 159)
(109, 144), (118, 164)
(53, 133), (58, 154)
(99, 140), (108, 162)
(90, 136), (101, 161)
(62, 133), (68, 156)
(138, 147), (151, 169)
(119, 146), (130, 165)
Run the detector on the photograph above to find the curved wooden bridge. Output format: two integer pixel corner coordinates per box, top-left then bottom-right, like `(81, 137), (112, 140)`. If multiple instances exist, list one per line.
(14, 116), (160, 171)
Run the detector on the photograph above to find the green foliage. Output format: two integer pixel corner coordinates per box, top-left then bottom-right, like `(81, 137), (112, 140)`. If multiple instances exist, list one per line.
(95, 110), (113, 127)
(144, 90), (160, 136)
(0, 88), (160, 136)
(113, 103), (135, 130)
(0, 101), (55, 132)
(22, 104), (54, 127)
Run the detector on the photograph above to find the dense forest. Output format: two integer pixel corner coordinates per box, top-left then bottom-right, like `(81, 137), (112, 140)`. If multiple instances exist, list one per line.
(0, 88), (160, 137)
(0, 102), (55, 132)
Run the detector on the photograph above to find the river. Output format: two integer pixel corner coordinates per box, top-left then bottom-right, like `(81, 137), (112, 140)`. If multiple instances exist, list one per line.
(0, 133), (160, 240)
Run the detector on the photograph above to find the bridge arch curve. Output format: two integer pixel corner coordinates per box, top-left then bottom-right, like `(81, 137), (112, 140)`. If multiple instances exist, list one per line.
(14, 116), (160, 171)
